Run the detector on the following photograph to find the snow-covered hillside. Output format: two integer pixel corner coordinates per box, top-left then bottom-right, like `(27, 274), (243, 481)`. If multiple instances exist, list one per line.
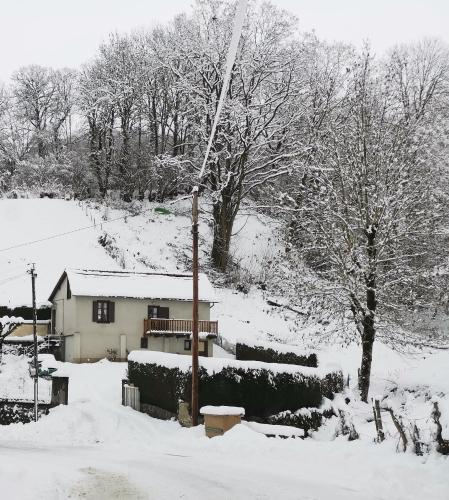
(0, 197), (448, 499)
(0, 199), (119, 307)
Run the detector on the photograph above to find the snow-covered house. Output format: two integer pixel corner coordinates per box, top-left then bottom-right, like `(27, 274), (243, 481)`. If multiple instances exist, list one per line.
(48, 269), (218, 363)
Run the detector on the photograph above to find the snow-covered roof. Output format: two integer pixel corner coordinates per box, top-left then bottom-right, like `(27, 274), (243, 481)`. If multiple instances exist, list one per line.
(49, 269), (217, 303)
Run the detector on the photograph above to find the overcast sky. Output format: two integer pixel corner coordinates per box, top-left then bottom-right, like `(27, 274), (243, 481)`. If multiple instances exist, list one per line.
(0, 0), (447, 82)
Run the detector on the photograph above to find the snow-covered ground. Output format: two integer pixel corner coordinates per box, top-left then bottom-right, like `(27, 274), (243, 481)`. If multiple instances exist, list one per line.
(0, 358), (448, 500)
(0, 197), (448, 498)
(0, 199), (119, 307)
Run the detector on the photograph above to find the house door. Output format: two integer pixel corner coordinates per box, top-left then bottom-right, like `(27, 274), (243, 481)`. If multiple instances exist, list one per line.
(64, 335), (74, 362)
(199, 341), (208, 357)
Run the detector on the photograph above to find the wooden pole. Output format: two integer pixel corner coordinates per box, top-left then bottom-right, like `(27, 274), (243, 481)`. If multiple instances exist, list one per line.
(30, 264), (39, 422)
(372, 398), (384, 442)
(191, 187), (199, 426)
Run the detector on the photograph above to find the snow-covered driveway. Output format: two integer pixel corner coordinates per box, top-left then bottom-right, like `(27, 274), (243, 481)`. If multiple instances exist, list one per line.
(0, 360), (447, 500)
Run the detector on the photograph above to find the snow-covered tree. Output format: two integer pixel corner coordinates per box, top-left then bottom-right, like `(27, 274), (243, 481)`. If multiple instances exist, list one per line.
(289, 48), (449, 401)
(78, 63), (116, 197)
(12, 65), (76, 158)
(159, 0), (301, 269)
(0, 316), (23, 365)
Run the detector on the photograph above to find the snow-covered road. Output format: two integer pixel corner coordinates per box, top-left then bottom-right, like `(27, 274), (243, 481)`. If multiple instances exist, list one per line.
(0, 359), (447, 500)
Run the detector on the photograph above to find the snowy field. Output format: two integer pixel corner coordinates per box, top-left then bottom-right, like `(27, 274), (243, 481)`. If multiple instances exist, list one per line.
(0, 198), (448, 499)
(0, 357), (448, 500)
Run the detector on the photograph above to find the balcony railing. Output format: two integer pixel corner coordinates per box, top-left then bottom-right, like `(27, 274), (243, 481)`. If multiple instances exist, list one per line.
(144, 318), (218, 336)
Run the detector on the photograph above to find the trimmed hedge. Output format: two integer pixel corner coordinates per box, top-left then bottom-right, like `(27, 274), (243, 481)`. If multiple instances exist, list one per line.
(128, 358), (343, 421)
(0, 306), (51, 320)
(268, 408), (334, 435)
(236, 342), (318, 367)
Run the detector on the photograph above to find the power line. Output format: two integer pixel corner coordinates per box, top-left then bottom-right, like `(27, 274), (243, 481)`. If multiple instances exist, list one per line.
(0, 272), (27, 287)
(0, 206), (155, 254)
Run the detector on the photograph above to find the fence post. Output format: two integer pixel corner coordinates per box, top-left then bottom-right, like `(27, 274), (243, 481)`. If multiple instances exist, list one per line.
(372, 398), (385, 442)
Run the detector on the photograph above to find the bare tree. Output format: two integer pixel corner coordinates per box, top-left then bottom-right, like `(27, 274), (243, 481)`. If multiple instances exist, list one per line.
(12, 65), (76, 158)
(78, 64), (116, 197)
(290, 48), (448, 401)
(162, 0), (301, 269)
(0, 316), (23, 366)
(0, 87), (33, 185)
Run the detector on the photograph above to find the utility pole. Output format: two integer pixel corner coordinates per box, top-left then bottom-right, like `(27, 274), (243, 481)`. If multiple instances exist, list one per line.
(191, 187), (199, 426)
(190, 0), (247, 426)
(29, 264), (39, 422)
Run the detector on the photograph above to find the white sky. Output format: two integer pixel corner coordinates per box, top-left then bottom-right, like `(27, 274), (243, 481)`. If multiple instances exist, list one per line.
(0, 0), (447, 82)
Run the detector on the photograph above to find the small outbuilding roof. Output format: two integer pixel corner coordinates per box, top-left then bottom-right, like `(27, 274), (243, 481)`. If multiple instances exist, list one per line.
(49, 269), (217, 303)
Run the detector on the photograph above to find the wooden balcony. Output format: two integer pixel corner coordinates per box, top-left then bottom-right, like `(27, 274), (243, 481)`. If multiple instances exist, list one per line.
(144, 318), (218, 337)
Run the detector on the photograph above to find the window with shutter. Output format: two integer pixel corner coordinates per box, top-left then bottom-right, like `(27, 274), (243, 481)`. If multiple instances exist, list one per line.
(94, 300), (111, 323)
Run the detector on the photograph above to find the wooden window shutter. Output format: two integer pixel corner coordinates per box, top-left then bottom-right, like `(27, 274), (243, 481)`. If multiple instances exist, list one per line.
(108, 301), (115, 322)
(158, 307), (169, 319)
(92, 301), (98, 322)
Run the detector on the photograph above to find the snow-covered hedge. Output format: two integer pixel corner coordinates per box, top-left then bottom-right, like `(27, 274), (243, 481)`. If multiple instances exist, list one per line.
(0, 306), (51, 320)
(236, 341), (318, 367)
(0, 401), (50, 425)
(127, 351), (343, 421)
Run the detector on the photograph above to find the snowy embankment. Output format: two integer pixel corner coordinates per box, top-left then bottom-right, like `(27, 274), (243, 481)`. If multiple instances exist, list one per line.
(0, 359), (448, 500)
(0, 198), (119, 307)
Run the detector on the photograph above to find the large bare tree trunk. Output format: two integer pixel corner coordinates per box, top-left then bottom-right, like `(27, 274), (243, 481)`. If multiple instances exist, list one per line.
(211, 195), (235, 271)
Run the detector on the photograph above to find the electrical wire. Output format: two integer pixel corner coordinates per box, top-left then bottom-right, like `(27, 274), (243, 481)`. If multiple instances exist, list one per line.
(0, 206), (156, 254)
(0, 272), (26, 287)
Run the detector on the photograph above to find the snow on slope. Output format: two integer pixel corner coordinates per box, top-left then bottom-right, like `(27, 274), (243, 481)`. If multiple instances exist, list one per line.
(0, 199), (119, 307)
(83, 198), (283, 277)
(0, 197), (448, 498)
(1, 197), (448, 449)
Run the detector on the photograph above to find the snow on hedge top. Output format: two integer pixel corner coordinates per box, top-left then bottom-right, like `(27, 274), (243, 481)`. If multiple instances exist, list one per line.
(237, 338), (316, 356)
(53, 269), (216, 302)
(128, 350), (341, 377)
(200, 405), (245, 416)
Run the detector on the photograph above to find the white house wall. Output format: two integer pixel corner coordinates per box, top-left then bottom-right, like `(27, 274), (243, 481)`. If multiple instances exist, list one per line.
(62, 290), (210, 362)
(52, 278), (80, 362)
